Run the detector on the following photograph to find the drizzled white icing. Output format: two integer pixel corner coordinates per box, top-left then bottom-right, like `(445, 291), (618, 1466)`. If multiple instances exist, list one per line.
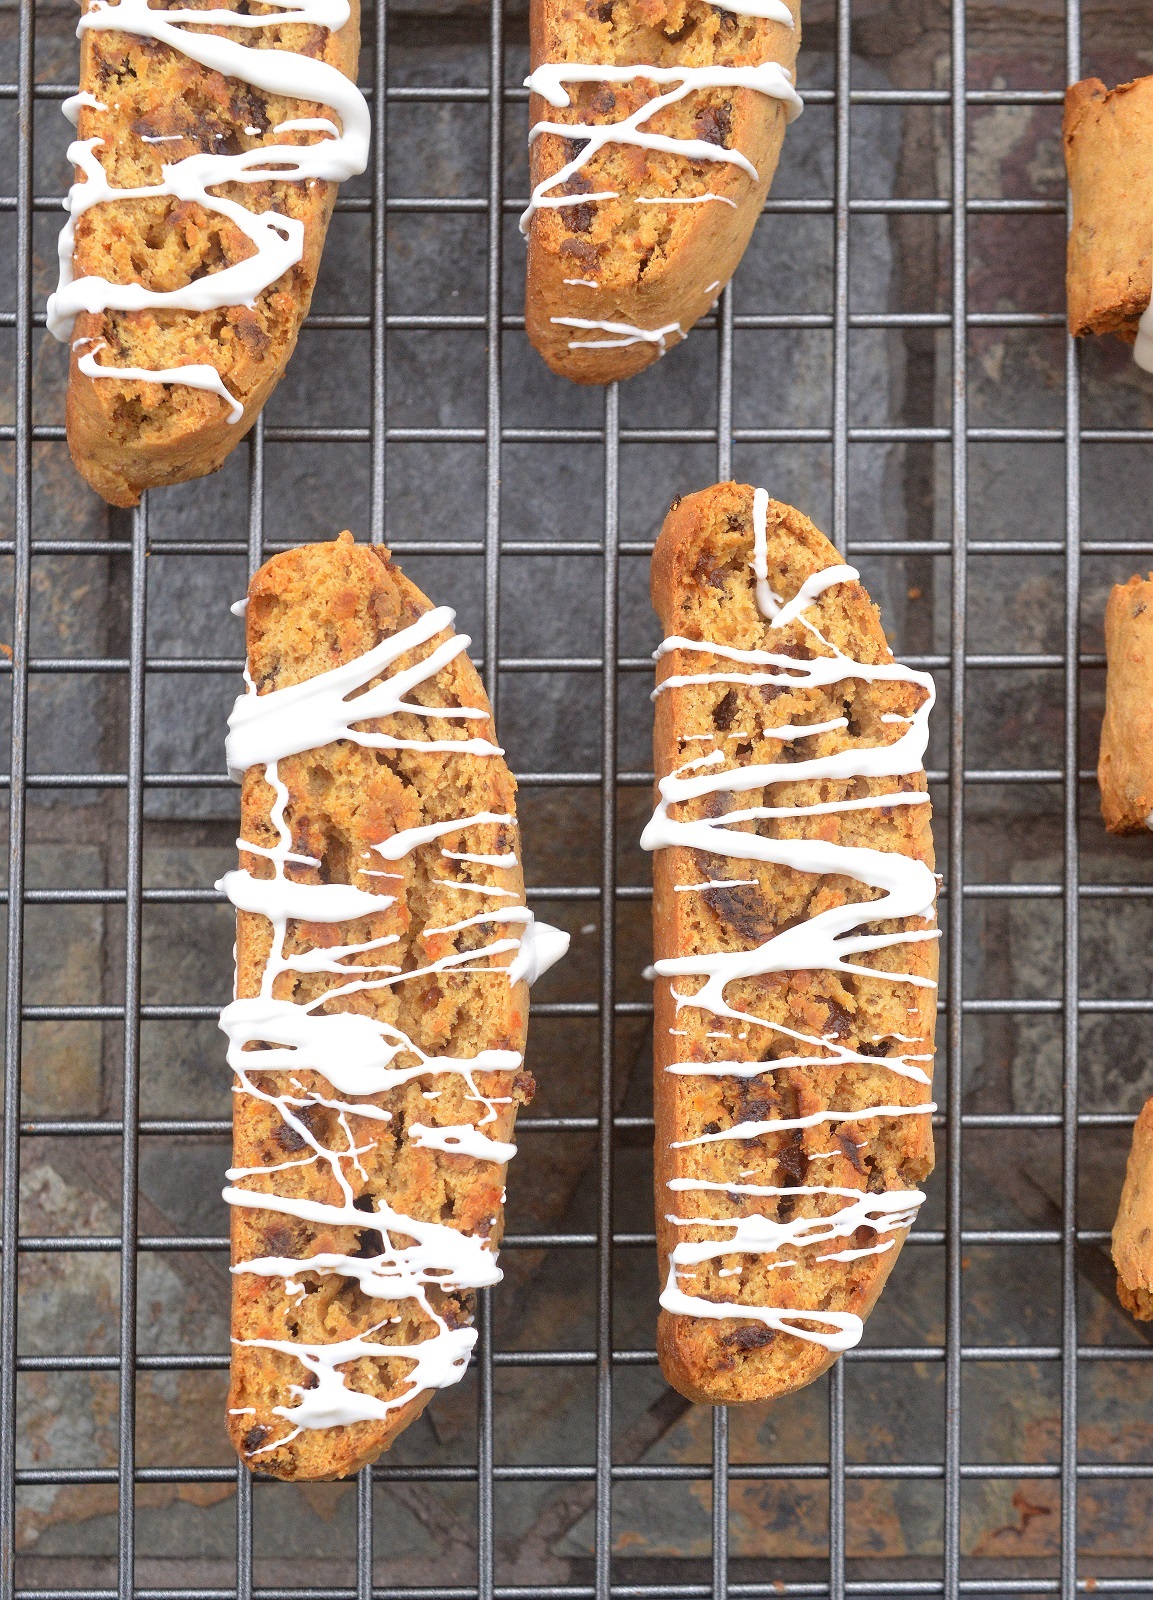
(636, 192), (738, 209)
(666, 1180), (923, 1268)
(551, 315), (682, 353)
(225, 607), (500, 778)
(1136, 295), (1153, 374)
(221, 599), (568, 1455)
(48, 0), (370, 417)
(521, 61), (802, 235)
(712, 0), (794, 18)
(642, 500), (936, 1352)
(76, 341), (244, 422)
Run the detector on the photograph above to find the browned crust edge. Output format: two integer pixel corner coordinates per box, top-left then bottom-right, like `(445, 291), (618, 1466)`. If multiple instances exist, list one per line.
(1098, 572), (1153, 834)
(226, 533), (529, 1480)
(64, 0), (360, 507)
(649, 482), (935, 1405)
(524, 0), (800, 384)
(1113, 1097), (1153, 1321)
(1064, 73), (1153, 343)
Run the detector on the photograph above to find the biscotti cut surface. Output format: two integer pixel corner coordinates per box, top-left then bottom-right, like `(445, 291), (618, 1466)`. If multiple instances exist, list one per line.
(1113, 1097), (1153, 1320)
(1064, 76), (1153, 343)
(221, 533), (565, 1480)
(50, 0), (366, 508)
(642, 483), (938, 1405)
(524, 0), (801, 385)
(1098, 574), (1153, 835)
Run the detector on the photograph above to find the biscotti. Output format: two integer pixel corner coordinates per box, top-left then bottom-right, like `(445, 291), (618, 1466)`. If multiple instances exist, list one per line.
(220, 532), (566, 1479)
(1098, 573), (1153, 834)
(523, 0), (802, 385)
(1113, 1097), (1153, 1320)
(46, 0), (368, 508)
(641, 483), (938, 1405)
(1064, 76), (1153, 352)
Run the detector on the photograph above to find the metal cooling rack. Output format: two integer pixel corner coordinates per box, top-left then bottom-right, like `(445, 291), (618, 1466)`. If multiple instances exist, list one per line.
(2, 0), (1152, 1595)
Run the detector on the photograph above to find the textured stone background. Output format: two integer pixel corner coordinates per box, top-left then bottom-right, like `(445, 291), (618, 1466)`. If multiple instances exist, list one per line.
(3, 0), (1153, 1593)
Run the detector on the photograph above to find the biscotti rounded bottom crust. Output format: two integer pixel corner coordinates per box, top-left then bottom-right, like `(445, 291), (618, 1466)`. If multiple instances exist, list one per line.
(524, 0), (798, 384)
(227, 536), (532, 1480)
(61, 6), (355, 507)
(649, 484), (937, 1406)
(1064, 75), (1153, 343)
(1098, 573), (1153, 835)
(65, 205), (329, 508)
(1113, 1097), (1153, 1323)
(525, 105), (784, 386)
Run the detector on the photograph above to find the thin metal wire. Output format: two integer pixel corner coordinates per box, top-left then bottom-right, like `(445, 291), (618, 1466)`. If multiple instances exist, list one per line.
(828, 8), (852, 1595)
(1061, 7), (1083, 1598)
(596, 384), (620, 1600)
(0, 0), (35, 1590)
(943, 0), (968, 1592)
(8, 0), (1151, 1595)
(370, 0), (388, 545)
(115, 497), (148, 1600)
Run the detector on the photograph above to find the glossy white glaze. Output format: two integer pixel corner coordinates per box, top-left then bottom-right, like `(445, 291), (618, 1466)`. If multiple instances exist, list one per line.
(522, 61), (802, 235)
(49, 0), (370, 420)
(222, 596), (567, 1455)
(644, 499), (936, 1354)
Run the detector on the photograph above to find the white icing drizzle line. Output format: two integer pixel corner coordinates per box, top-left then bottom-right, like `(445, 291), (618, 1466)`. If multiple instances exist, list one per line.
(642, 499), (936, 1353)
(75, 339), (243, 423)
(551, 316), (681, 353)
(636, 192), (738, 209)
(1136, 228), (1153, 373)
(666, 1180), (924, 1270)
(712, 0), (793, 18)
(48, 0), (370, 414)
(225, 605), (499, 778)
(521, 62), (803, 235)
(220, 603), (568, 1455)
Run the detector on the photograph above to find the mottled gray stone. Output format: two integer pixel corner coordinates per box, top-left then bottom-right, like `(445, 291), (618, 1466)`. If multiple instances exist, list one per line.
(140, 847), (235, 1118)
(13, 1), (1153, 1587)
(17, 847), (104, 1117)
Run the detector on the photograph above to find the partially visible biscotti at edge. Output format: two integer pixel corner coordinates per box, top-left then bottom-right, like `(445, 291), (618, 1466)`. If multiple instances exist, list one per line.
(60, 0), (362, 507)
(1064, 75), (1153, 342)
(525, 0), (801, 385)
(1113, 1097), (1153, 1320)
(1098, 573), (1153, 834)
(645, 484), (937, 1405)
(224, 534), (535, 1480)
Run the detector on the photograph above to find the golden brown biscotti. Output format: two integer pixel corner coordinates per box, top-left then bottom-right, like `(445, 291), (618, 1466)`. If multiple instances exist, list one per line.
(645, 484), (937, 1405)
(1065, 75), (1153, 343)
(223, 533), (539, 1480)
(1113, 1097), (1153, 1320)
(524, 0), (801, 384)
(1098, 573), (1153, 834)
(57, 0), (362, 507)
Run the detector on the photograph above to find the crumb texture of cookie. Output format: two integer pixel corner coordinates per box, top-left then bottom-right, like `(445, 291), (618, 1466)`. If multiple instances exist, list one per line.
(1064, 75), (1153, 345)
(524, 0), (802, 384)
(48, 0), (369, 508)
(642, 483), (938, 1405)
(221, 532), (567, 1480)
(1098, 573), (1153, 834)
(1113, 1097), (1153, 1320)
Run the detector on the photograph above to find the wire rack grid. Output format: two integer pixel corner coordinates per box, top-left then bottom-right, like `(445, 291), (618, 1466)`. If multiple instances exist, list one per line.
(2, 0), (1152, 1594)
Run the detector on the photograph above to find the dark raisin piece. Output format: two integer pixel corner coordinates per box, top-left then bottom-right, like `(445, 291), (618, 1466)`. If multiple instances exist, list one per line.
(776, 1129), (808, 1185)
(714, 688), (738, 730)
(835, 1129), (866, 1174)
(721, 1324), (775, 1352)
(695, 101), (732, 148)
